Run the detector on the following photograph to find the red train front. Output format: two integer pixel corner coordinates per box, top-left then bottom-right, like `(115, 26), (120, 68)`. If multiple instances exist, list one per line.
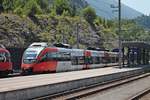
(0, 45), (12, 76)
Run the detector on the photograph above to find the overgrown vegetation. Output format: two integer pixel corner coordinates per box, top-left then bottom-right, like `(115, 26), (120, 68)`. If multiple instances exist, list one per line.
(0, 0), (150, 49)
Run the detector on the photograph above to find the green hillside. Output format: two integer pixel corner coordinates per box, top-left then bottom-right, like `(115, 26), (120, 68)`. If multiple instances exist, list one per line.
(85, 0), (142, 19)
(0, 0), (150, 49)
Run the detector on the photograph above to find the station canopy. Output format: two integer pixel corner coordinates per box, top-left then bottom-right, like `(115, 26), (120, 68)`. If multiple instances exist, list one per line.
(122, 41), (150, 49)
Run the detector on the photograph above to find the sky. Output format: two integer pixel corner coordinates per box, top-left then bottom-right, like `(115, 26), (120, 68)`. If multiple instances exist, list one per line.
(122, 0), (150, 15)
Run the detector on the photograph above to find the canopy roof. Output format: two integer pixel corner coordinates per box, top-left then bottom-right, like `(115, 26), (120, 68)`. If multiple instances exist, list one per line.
(122, 41), (150, 49)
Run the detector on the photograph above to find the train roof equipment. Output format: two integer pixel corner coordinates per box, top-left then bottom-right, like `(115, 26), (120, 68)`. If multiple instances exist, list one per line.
(29, 42), (48, 48)
(53, 43), (72, 49)
(87, 47), (109, 51)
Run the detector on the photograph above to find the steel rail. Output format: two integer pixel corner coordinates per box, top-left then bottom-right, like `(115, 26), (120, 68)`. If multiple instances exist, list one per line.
(128, 87), (150, 100)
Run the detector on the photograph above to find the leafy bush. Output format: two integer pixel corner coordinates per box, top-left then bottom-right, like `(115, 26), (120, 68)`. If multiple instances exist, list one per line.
(54, 0), (71, 16)
(82, 6), (96, 24)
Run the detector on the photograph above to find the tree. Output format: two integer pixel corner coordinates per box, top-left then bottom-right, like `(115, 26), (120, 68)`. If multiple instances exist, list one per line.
(22, 0), (42, 16)
(0, 0), (4, 13)
(62, 10), (70, 16)
(54, 0), (71, 15)
(70, 4), (77, 16)
(2, 0), (15, 12)
(37, 0), (50, 13)
(50, 9), (57, 17)
(13, 0), (25, 15)
(82, 6), (97, 24)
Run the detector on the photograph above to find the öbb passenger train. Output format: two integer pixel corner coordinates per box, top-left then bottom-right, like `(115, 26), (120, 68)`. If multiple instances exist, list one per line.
(0, 45), (12, 76)
(21, 43), (119, 74)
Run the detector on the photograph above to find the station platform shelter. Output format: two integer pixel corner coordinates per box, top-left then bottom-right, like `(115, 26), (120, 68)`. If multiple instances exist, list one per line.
(122, 41), (150, 67)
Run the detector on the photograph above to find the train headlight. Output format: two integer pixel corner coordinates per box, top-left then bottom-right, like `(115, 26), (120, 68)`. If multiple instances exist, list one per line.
(31, 59), (37, 63)
(23, 59), (37, 64)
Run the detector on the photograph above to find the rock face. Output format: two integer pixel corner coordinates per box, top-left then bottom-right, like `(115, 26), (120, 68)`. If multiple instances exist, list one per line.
(0, 14), (103, 48)
(0, 14), (40, 47)
(37, 16), (103, 48)
(85, 0), (142, 19)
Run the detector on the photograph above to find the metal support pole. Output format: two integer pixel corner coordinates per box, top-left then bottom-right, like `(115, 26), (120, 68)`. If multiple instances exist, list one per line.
(118, 0), (122, 68)
(76, 23), (79, 49)
(62, 30), (65, 43)
(122, 47), (125, 67)
(148, 50), (149, 64)
(127, 47), (130, 67)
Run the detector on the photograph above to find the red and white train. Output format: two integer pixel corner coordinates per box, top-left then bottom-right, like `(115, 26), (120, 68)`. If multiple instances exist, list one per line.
(0, 45), (12, 76)
(21, 43), (119, 74)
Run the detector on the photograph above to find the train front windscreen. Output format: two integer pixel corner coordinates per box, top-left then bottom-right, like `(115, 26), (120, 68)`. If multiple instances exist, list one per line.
(23, 51), (38, 64)
(0, 52), (9, 62)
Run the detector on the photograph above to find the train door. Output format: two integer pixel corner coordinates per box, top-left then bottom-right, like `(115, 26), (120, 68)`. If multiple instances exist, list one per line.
(84, 50), (91, 69)
(56, 48), (72, 72)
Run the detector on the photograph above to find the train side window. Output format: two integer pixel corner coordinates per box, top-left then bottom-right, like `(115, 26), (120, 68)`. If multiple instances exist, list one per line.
(111, 57), (113, 63)
(102, 57), (106, 64)
(78, 56), (85, 65)
(112, 57), (115, 63)
(71, 56), (78, 65)
(46, 52), (71, 61)
(61, 52), (71, 61)
(92, 57), (95, 64)
(99, 57), (102, 64)
(71, 56), (85, 65)
(92, 57), (100, 64)
(96, 57), (100, 64)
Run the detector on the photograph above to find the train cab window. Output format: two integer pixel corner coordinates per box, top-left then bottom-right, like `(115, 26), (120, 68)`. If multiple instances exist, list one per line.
(23, 51), (38, 64)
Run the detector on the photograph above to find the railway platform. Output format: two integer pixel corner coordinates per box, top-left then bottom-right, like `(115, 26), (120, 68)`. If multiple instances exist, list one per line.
(0, 66), (150, 100)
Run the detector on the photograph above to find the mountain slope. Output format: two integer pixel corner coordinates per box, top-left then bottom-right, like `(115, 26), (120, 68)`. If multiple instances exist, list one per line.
(85, 0), (142, 19)
(135, 15), (150, 29)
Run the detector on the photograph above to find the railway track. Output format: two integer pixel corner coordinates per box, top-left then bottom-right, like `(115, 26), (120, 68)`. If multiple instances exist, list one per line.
(0, 70), (22, 78)
(128, 87), (150, 100)
(34, 72), (150, 100)
(0, 73), (21, 78)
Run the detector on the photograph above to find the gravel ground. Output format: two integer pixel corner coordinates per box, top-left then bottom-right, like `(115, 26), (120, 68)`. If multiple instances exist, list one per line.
(81, 76), (150, 100)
